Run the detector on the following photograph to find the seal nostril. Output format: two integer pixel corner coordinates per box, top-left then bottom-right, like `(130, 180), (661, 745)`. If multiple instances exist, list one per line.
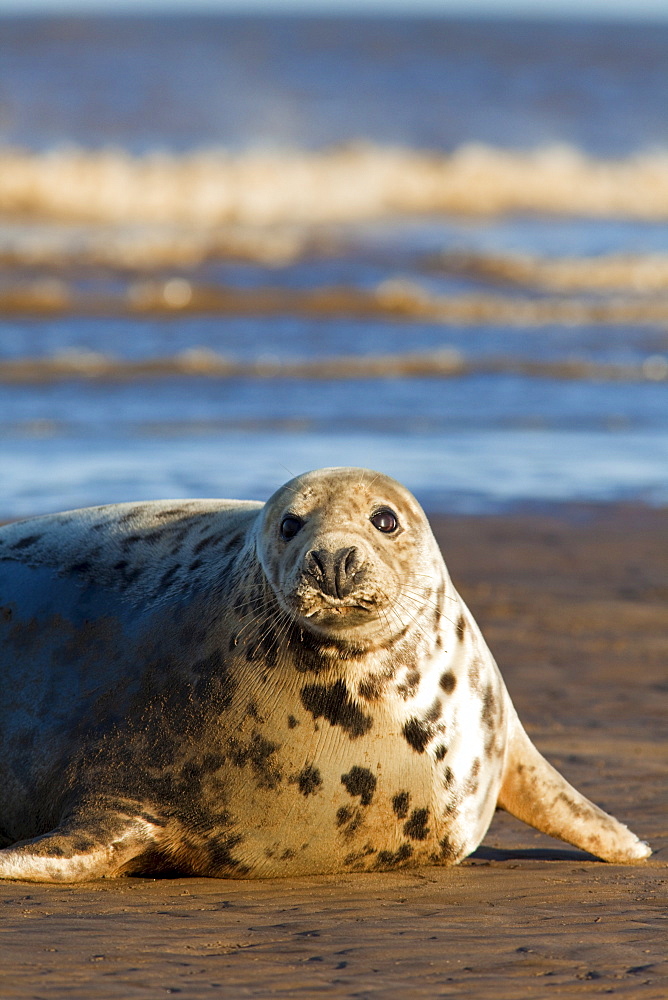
(343, 546), (359, 580)
(309, 550), (325, 578)
(336, 546), (362, 598)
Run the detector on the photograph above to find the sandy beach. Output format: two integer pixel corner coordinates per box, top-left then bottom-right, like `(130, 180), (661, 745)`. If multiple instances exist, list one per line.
(1, 504), (665, 999)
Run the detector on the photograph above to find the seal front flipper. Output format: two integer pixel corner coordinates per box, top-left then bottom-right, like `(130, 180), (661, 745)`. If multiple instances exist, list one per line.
(0, 815), (160, 883)
(497, 714), (651, 863)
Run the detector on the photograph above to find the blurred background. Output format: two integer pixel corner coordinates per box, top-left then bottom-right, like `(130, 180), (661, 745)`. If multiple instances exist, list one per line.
(1, 0), (667, 518)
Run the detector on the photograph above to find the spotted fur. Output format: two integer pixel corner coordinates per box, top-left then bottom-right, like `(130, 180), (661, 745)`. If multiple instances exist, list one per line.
(0, 467), (651, 882)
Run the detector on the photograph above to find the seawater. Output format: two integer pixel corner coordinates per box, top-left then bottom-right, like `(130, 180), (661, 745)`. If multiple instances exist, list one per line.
(0, 14), (667, 518)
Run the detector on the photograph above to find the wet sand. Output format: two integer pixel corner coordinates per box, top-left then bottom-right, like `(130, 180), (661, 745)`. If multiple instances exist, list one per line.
(1, 505), (666, 999)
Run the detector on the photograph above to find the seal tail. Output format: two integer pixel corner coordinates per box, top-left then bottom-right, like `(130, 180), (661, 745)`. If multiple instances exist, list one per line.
(497, 715), (651, 863)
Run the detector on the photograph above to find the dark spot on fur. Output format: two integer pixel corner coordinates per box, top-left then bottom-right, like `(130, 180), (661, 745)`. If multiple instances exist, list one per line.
(340, 766), (377, 806)
(287, 715), (299, 729)
(344, 844), (377, 868)
(10, 534), (41, 550)
(404, 807), (430, 841)
(456, 614), (466, 641)
(555, 791), (594, 821)
(336, 806), (353, 828)
(435, 744), (448, 761)
(439, 670), (457, 694)
(336, 806), (363, 839)
(192, 666), (237, 717)
(199, 831), (246, 875)
(189, 558), (203, 571)
(69, 561), (92, 574)
(224, 532), (243, 552)
(192, 649), (237, 712)
(122, 533), (145, 550)
(117, 508), (143, 525)
(112, 559), (143, 586)
(171, 525), (190, 543)
(289, 622), (368, 675)
(245, 641), (263, 663)
(226, 732), (281, 789)
(154, 507), (191, 520)
(402, 717), (431, 753)
(375, 843), (413, 869)
(1, 606), (12, 622)
(69, 835), (98, 853)
(300, 680), (372, 739)
(196, 751), (226, 774)
(233, 589), (254, 614)
(443, 766), (454, 786)
(281, 848), (296, 860)
(377, 620), (411, 651)
(297, 765), (322, 797)
(43, 845), (66, 858)
(357, 673), (385, 701)
(425, 698), (442, 723)
(397, 668), (421, 700)
(481, 684), (500, 758)
(159, 565), (179, 589)
(193, 533), (222, 555)
(259, 631), (278, 670)
(481, 684), (497, 729)
(464, 773), (480, 796)
(439, 835), (459, 862)
(392, 791), (411, 819)
(471, 758), (481, 778)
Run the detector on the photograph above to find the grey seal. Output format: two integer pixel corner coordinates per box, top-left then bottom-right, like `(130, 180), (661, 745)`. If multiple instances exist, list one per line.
(0, 467), (650, 881)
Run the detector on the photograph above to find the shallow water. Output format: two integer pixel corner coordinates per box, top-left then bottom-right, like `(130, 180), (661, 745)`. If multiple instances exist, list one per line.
(0, 14), (667, 518)
(2, 15), (667, 155)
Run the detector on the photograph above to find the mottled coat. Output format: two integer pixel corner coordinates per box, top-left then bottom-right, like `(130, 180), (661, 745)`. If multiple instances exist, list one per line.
(0, 468), (650, 881)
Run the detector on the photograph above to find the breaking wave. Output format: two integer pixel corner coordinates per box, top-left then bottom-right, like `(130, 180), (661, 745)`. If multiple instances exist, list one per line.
(2, 144), (668, 224)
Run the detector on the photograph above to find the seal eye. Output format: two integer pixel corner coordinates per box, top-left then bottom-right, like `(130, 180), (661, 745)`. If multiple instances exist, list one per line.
(370, 508), (398, 533)
(281, 515), (303, 540)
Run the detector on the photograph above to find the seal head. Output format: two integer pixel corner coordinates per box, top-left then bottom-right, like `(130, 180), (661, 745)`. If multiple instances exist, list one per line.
(257, 467), (438, 645)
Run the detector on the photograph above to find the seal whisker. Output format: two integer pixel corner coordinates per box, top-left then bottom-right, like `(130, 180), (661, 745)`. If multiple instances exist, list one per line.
(384, 600), (424, 648)
(401, 589), (455, 625)
(237, 602), (288, 646)
(401, 588), (457, 629)
(390, 592), (438, 649)
(254, 606), (293, 648)
(363, 472), (381, 491)
(410, 573), (459, 601)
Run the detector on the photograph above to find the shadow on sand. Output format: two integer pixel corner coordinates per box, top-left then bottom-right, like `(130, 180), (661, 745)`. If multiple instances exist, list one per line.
(470, 845), (599, 863)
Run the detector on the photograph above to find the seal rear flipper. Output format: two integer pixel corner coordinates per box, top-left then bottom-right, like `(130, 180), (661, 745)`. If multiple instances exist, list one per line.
(0, 816), (160, 883)
(497, 716), (651, 863)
